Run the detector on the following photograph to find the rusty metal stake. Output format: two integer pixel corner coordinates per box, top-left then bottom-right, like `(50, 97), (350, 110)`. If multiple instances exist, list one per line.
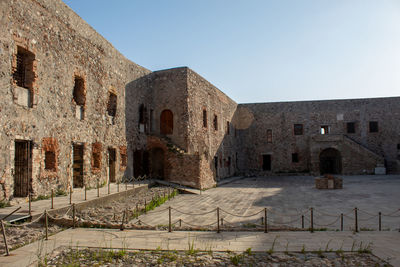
(84, 185), (87, 201)
(97, 180), (100, 197)
(28, 193), (32, 216)
(264, 208), (268, 233)
(45, 210), (48, 240)
(168, 206), (172, 232)
(72, 203), (76, 229)
(217, 207), (220, 233)
(144, 199), (147, 213)
(179, 219), (182, 227)
(310, 207), (314, 233)
(379, 212), (381, 231)
(120, 210), (126, 231)
(301, 215), (304, 229)
(51, 189), (54, 209)
(341, 213), (344, 231)
(355, 207), (358, 233)
(108, 181), (110, 195)
(69, 187), (72, 204)
(1, 220), (9, 256)
(117, 182), (120, 192)
(221, 218), (224, 226)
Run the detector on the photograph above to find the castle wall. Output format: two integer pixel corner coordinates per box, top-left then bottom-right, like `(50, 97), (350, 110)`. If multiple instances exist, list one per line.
(0, 0), (150, 200)
(238, 97), (400, 175)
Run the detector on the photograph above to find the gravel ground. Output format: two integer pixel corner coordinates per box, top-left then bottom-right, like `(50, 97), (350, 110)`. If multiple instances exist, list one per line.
(0, 186), (173, 252)
(76, 186), (173, 224)
(42, 247), (391, 266)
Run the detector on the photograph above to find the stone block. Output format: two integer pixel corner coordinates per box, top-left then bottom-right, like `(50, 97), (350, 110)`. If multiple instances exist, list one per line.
(375, 167), (386, 175)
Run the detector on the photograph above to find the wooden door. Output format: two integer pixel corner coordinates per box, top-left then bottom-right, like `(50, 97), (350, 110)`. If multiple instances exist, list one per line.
(73, 144), (84, 188)
(108, 148), (116, 182)
(14, 141), (32, 197)
(160, 110), (173, 135)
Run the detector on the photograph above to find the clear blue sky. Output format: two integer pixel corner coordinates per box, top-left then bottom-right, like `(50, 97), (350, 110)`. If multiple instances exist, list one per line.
(63, 0), (400, 103)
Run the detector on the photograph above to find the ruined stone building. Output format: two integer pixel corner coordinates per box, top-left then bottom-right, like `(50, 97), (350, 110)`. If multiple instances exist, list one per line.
(1, 0), (399, 201)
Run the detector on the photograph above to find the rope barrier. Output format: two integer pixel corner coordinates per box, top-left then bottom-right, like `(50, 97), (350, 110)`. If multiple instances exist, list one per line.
(4, 212), (45, 227)
(171, 208), (217, 216)
(313, 215), (341, 227)
(313, 209), (341, 218)
(357, 208), (377, 217)
(180, 220), (217, 228)
(220, 208), (263, 218)
(269, 216), (301, 225)
(358, 214), (379, 222)
(267, 208), (308, 217)
(382, 209), (400, 217)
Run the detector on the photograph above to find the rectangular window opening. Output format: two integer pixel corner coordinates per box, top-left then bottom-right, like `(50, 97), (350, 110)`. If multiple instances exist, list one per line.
(320, 125), (330, 135)
(267, 129), (272, 143)
(347, 122), (355, 134)
(107, 92), (117, 117)
(203, 109), (207, 128)
(292, 153), (299, 163)
(369, 121), (379, 133)
(213, 115), (218, 131)
(294, 124), (303, 135)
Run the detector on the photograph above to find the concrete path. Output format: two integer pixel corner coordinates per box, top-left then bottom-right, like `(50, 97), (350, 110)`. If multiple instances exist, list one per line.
(137, 175), (400, 231)
(1, 228), (399, 266)
(0, 181), (150, 222)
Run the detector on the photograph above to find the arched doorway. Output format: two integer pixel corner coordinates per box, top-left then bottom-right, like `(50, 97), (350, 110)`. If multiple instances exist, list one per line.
(319, 148), (342, 175)
(160, 110), (173, 135)
(151, 147), (164, 179)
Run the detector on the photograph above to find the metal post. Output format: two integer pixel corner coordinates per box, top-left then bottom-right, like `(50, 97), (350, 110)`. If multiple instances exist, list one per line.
(145, 199), (147, 213)
(310, 207), (314, 233)
(28, 193), (32, 216)
(179, 219), (182, 227)
(355, 207), (358, 233)
(341, 213), (344, 231)
(126, 209), (129, 224)
(221, 218), (224, 226)
(261, 216), (263, 225)
(1, 220), (9, 256)
(45, 210), (48, 240)
(72, 203), (76, 229)
(97, 180), (100, 197)
(125, 181), (128, 191)
(51, 189), (54, 209)
(84, 185), (87, 201)
(117, 182), (120, 192)
(168, 206), (172, 232)
(69, 187), (72, 204)
(217, 207), (220, 233)
(120, 210), (125, 231)
(379, 212), (381, 231)
(108, 181), (110, 195)
(264, 208), (268, 233)
(301, 215), (304, 229)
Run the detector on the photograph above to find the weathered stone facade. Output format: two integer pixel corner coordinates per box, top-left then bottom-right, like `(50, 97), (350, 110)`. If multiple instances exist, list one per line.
(1, 0), (399, 200)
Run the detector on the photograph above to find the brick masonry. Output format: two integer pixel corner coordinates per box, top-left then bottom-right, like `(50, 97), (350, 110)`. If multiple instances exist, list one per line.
(0, 0), (399, 200)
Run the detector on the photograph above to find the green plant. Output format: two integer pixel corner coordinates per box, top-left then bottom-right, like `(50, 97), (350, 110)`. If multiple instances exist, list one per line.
(267, 235), (279, 254)
(324, 239), (332, 252)
(186, 237), (198, 255)
(316, 248), (325, 258)
(357, 242), (372, 254)
(301, 244), (306, 254)
(245, 247), (252, 256)
(32, 194), (50, 202)
(360, 227), (374, 231)
(230, 254), (243, 266)
(0, 200), (11, 208)
(55, 189), (67, 197)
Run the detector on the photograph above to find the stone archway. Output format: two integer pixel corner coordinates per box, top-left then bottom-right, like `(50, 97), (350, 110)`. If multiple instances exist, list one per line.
(319, 148), (342, 175)
(150, 147), (165, 179)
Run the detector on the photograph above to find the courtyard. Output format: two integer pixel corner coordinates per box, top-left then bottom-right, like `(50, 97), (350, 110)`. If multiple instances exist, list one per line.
(138, 175), (400, 231)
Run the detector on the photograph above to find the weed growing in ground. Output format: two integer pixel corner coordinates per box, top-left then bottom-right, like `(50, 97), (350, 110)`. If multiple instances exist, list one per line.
(267, 235), (279, 255)
(245, 247), (252, 256)
(230, 254), (243, 266)
(0, 200), (11, 208)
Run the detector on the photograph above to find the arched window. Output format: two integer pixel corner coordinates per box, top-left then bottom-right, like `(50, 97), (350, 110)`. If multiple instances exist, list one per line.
(160, 109), (173, 135)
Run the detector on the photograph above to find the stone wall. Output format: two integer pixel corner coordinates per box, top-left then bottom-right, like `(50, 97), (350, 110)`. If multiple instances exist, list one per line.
(238, 97), (400, 175)
(0, 0), (150, 200)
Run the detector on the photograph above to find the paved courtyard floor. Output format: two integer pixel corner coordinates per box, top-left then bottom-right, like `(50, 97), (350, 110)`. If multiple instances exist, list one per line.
(138, 175), (400, 231)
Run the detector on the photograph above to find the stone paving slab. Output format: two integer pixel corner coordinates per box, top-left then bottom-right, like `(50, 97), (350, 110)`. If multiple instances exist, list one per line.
(1, 228), (399, 266)
(137, 175), (400, 231)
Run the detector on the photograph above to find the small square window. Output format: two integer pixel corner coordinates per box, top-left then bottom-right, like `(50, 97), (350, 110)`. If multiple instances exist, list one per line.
(292, 153), (299, 163)
(320, 125), (330, 135)
(347, 122), (355, 134)
(294, 124), (303, 135)
(369, 121), (378, 133)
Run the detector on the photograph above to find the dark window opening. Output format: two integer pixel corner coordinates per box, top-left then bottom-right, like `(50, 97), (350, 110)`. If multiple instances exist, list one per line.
(262, 155), (271, 171)
(107, 92), (117, 117)
(160, 109), (173, 135)
(347, 122), (355, 134)
(139, 104), (148, 132)
(73, 76), (85, 106)
(213, 115), (218, 131)
(13, 46), (35, 90)
(203, 109), (207, 128)
(121, 153), (127, 168)
(292, 153), (299, 163)
(149, 109), (154, 132)
(369, 121), (379, 133)
(226, 121), (230, 135)
(120, 146), (127, 169)
(92, 143), (102, 170)
(44, 151), (56, 171)
(320, 125), (330, 135)
(397, 144), (400, 150)
(294, 124), (303, 135)
(267, 129), (272, 143)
